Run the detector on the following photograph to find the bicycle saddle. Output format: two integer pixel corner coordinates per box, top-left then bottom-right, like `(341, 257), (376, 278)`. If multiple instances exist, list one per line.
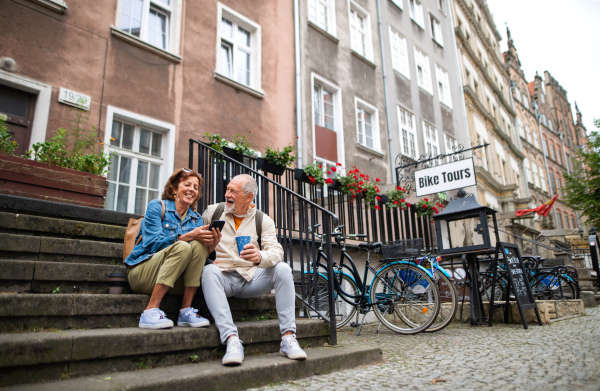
(358, 242), (382, 250)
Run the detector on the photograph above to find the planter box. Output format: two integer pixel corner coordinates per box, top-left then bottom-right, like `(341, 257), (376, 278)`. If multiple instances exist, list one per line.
(256, 158), (286, 176)
(222, 146), (244, 162)
(0, 154), (108, 208)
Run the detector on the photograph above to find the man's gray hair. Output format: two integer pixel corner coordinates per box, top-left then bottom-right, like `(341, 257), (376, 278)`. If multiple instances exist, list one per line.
(234, 174), (258, 200)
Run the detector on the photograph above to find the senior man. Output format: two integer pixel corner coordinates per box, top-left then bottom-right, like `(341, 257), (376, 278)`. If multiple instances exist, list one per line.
(201, 174), (306, 365)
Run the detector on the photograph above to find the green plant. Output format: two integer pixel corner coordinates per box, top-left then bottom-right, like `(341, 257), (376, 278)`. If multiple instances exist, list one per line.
(334, 166), (381, 208)
(361, 180), (382, 209)
(415, 197), (444, 218)
(205, 132), (229, 153)
(302, 161), (325, 185)
(189, 355), (199, 362)
(0, 114), (18, 155)
(52, 286), (61, 294)
(23, 106), (112, 175)
(385, 186), (410, 210)
(263, 143), (297, 167)
(135, 358), (151, 370)
(230, 132), (256, 157)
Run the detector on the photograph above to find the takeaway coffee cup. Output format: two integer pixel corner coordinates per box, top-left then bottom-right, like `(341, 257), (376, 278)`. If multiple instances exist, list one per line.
(236, 236), (251, 255)
(108, 272), (127, 294)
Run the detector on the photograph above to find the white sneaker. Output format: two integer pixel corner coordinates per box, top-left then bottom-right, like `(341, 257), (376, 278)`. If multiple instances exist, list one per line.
(222, 337), (244, 365)
(280, 334), (307, 360)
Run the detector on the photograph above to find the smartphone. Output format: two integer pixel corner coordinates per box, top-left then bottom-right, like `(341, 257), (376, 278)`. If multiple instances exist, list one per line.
(209, 220), (225, 231)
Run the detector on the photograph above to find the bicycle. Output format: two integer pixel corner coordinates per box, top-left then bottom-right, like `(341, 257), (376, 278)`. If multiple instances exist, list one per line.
(294, 224), (441, 335)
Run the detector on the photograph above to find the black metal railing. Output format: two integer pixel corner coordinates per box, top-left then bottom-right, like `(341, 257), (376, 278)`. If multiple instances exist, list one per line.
(188, 140), (340, 344)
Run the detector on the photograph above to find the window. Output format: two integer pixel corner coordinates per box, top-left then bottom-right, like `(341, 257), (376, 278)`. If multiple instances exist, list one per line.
(522, 92), (529, 109)
(409, 0), (424, 27)
(216, 4), (262, 92)
(313, 74), (343, 164)
(355, 98), (380, 151)
(548, 119), (553, 131)
(539, 165), (546, 192)
(514, 87), (521, 102)
(308, 0), (336, 35)
(525, 125), (532, 143)
(398, 106), (417, 159)
(430, 14), (443, 46)
(349, 2), (373, 60)
(435, 64), (451, 108)
(532, 161), (540, 188)
(423, 122), (439, 161)
(414, 47), (432, 93)
(524, 158), (532, 184)
(389, 28), (410, 78)
(391, 0), (403, 9)
(104, 106), (174, 215)
(532, 130), (539, 149)
(549, 171), (557, 195)
(444, 133), (457, 163)
(119, 0), (177, 52)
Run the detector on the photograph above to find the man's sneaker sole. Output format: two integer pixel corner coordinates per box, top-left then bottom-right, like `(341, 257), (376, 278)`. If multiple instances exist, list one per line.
(139, 320), (174, 329)
(280, 350), (307, 360)
(222, 356), (243, 365)
(178, 320), (210, 327)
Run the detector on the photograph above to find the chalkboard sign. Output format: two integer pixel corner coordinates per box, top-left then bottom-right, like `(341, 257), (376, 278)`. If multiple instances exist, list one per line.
(489, 242), (542, 329)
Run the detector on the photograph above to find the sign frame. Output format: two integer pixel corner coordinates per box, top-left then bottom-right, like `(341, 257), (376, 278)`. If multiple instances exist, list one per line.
(414, 158), (477, 197)
(58, 87), (91, 111)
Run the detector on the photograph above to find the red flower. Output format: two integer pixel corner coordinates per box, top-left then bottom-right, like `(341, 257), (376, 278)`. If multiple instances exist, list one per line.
(331, 167), (337, 172)
(360, 173), (365, 178)
(400, 199), (405, 202)
(422, 205), (428, 209)
(318, 165), (322, 168)
(396, 186), (402, 191)
(433, 207), (439, 213)
(336, 162), (342, 166)
(327, 170), (332, 175)
(393, 200), (399, 205)
(376, 178), (381, 182)
(325, 178), (334, 185)
(375, 205), (381, 210)
(309, 176), (315, 184)
(424, 198), (429, 202)
(407, 203), (411, 207)
(376, 196), (381, 201)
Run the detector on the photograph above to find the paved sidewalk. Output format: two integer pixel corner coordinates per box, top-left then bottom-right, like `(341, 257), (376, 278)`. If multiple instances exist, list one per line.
(249, 307), (600, 391)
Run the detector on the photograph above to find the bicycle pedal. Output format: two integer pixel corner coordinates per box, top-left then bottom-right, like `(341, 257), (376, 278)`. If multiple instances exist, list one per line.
(350, 322), (359, 328)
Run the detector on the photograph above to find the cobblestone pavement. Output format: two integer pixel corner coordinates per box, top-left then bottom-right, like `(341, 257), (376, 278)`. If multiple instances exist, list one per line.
(249, 307), (600, 391)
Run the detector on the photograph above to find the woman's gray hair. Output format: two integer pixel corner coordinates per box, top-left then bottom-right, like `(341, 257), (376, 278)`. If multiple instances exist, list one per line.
(235, 174), (258, 201)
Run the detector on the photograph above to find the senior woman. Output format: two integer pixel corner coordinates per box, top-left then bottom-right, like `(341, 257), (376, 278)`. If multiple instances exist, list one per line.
(124, 168), (221, 329)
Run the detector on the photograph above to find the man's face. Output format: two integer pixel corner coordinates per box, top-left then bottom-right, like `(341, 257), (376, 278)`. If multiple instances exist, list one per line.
(224, 178), (252, 215)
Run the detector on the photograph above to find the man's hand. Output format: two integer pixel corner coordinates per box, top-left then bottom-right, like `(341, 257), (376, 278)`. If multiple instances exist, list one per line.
(179, 225), (222, 252)
(240, 243), (262, 264)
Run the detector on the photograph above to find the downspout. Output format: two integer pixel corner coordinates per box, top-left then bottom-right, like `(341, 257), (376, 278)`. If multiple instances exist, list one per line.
(294, 0), (303, 168)
(375, 0), (395, 184)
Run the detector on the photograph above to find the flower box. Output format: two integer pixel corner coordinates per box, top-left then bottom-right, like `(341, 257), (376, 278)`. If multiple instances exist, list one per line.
(256, 158), (286, 176)
(222, 146), (244, 162)
(0, 153), (108, 208)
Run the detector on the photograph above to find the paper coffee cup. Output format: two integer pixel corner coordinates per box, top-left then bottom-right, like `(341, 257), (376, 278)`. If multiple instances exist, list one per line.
(236, 236), (251, 255)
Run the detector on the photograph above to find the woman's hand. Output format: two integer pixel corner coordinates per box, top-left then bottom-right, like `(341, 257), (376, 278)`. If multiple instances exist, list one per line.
(179, 225), (218, 247)
(240, 243), (262, 264)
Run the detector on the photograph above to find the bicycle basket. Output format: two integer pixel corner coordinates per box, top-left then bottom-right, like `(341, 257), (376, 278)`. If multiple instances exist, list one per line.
(381, 238), (423, 260)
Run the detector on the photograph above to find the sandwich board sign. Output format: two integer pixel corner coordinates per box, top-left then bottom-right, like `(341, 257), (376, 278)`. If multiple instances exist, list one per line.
(414, 158), (477, 197)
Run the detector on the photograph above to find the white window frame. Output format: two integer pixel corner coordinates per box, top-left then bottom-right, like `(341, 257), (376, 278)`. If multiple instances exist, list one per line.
(215, 3), (263, 97)
(524, 158), (532, 184)
(389, 27), (410, 79)
(532, 161), (540, 188)
(414, 47), (432, 93)
(308, 0), (337, 36)
(516, 116), (524, 138)
(114, 0), (182, 56)
(423, 122), (439, 163)
(348, 1), (373, 61)
(444, 133), (457, 163)
(311, 73), (345, 166)
(354, 97), (380, 152)
(398, 106), (418, 160)
(532, 129), (539, 149)
(409, 0), (424, 28)
(514, 87), (521, 102)
(525, 124), (532, 144)
(430, 14), (443, 46)
(539, 165), (547, 192)
(104, 106), (175, 214)
(522, 92), (529, 109)
(390, 0), (403, 10)
(435, 64), (452, 108)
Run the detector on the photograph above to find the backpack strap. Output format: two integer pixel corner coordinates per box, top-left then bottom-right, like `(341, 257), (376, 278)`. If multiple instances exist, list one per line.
(134, 200), (166, 247)
(211, 202), (226, 223)
(212, 202), (263, 249)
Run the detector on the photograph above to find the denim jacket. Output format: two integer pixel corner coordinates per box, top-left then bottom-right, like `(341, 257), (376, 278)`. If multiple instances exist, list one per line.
(124, 199), (204, 267)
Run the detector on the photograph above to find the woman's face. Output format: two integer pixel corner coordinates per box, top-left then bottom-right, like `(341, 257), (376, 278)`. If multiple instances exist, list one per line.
(175, 175), (199, 208)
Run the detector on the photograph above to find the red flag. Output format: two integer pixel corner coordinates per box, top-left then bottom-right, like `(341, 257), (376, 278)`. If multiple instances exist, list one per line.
(516, 194), (559, 217)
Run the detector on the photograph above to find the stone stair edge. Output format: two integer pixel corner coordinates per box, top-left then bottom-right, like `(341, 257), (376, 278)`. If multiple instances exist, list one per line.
(4, 344), (382, 391)
(0, 233), (124, 256)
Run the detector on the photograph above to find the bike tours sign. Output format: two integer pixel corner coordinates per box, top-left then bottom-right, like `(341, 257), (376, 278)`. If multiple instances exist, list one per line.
(414, 158), (476, 197)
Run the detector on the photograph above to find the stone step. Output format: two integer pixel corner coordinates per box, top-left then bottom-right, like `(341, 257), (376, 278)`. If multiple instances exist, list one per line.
(5, 344), (381, 391)
(0, 319), (330, 387)
(0, 293), (279, 332)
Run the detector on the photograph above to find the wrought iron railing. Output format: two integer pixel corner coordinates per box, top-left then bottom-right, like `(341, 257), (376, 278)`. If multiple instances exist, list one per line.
(188, 140), (340, 344)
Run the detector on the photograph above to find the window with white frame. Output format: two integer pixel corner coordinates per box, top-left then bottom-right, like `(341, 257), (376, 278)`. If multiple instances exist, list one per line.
(532, 129), (539, 149)
(104, 107), (174, 215)
(524, 158), (532, 184)
(355, 98), (380, 151)
(216, 4), (261, 90)
(532, 161), (540, 188)
(119, 0), (178, 52)
(539, 165), (547, 192)
(414, 47), (432, 93)
(349, 2), (372, 60)
(516, 117), (524, 138)
(444, 133), (457, 163)
(312, 74), (344, 165)
(423, 122), (439, 162)
(398, 106), (417, 159)
(525, 124), (532, 143)
(391, 0), (403, 9)
(430, 14), (443, 46)
(314, 84), (335, 131)
(435, 64), (452, 108)
(409, 0), (424, 27)
(308, 0), (336, 35)
(548, 119), (553, 131)
(514, 87), (521, 102)
(389, 28), (410, 78)
(522, 92), (529, 109)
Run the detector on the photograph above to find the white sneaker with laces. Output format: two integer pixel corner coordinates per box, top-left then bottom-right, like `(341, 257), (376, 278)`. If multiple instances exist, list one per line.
(222, 336), (244, 365)
(280, 334), (307, 360)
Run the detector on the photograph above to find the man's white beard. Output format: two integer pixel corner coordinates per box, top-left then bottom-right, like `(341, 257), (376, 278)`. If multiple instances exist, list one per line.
(224, 202), (235, 214)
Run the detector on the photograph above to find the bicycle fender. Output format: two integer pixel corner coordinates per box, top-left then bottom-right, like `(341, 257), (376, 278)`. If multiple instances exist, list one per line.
(381, 261), (435, 279)
(436, 265), (452, 279)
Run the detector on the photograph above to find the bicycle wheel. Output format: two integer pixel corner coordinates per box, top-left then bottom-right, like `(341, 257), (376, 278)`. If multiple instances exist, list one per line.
(530, 273), (576, 300)
(479, 273), (505, 302)
(332, 273), (359, 328)
(424, 270), (458, 333)
(293, 273), (329, 318)
(370, 263), (440, 334)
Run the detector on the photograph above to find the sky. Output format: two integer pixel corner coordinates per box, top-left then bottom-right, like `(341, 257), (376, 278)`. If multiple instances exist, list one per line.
(486, 0), (600, 133)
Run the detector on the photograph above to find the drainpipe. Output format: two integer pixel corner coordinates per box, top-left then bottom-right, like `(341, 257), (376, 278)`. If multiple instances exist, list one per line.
(375, 0), (395, 184)
(294, 0), (303, 168)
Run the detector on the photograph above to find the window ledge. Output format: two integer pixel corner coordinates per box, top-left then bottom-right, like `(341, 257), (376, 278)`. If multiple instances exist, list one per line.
(392, 68), (411, 81)
(389, 0), (403, 12)
(110, 27), (182, 64)
(411, 19), (425, 30)
(214, 72), (265, 99)
(351, 50), (376, 69)
(356, 143), (385, 157)
(307, 21), (340, 44)
(30, 0), (67, 13)
(433, 38), (444, 48)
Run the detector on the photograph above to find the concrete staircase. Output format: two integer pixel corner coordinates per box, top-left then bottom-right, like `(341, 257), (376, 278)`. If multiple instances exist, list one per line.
(0, 195), (381, 390)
